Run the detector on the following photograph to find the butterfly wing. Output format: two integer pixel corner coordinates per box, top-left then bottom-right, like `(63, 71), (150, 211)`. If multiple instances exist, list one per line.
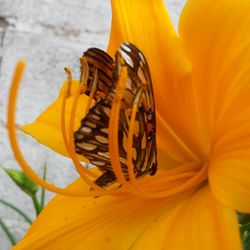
(80, 48), (114, 101)
(74, 43), (157, 187)
(115, 42), (157, 178)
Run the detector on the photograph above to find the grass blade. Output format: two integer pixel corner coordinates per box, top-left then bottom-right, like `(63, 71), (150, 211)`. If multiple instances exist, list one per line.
(0, 218), (17, 245)
(40, 164), (47, 210)
(0, 199), (32, 224)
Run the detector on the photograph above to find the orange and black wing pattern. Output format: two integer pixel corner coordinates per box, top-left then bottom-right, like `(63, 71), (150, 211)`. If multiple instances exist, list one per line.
(74, 43), (157, 188)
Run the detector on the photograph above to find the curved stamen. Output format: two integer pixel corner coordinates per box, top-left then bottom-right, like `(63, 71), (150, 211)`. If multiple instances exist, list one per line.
(128, 102), (208, 197)
(108, 63), (208, 198)
(61, 70), (100, 187)
(108, 66), (133, 189)
(79, 57), (89, 94)
(126, 90), (159, 198)
(148, 163), (208, 197)
(126, 100), (201, 198)
(62, 68), (97, 180)
(64, 67), (72, 97)
(8, 61), (208, 199)
(85, 68), (98, 114)
(7, 61), (127, 197)
(64, 69), (104, 191)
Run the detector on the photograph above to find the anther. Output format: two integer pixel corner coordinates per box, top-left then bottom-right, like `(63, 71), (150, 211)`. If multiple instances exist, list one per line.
(64, 67), (73, 98)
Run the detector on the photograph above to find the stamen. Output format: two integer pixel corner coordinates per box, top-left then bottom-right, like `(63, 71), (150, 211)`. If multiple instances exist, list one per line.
(79, 57), (89, 93)
(126, 89), (158, 198)
(60, 77), (100, 186)
(148, 163), (208, 197)
(7, 61), (126, 197)
(8, 61), (208, 199)
(64, 67), (72, 97)
(64, 75), (103, 191)
(108, 66), (132, 188)
(127, 104), (207, 198)
(85, 68), (98, 114)
(108, 65), (207, 199)
(126, 97), (187, 198)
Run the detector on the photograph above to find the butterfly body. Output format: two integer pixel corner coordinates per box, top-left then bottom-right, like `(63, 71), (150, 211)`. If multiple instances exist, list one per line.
(74, 42), (157, 188)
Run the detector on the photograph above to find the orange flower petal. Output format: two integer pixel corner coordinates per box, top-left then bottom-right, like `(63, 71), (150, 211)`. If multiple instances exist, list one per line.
(133, 187), (241, 250)
(197, 38), (250, 213)
(209, 157), (250, 213)
(180, 1), (250, 213)
(108, 0), (209, 166)
(12, 178), (179, 250)
(164, 187), (241, 250)
(12, 184), (241, 250)
(21, 80), (91, 162)
(179, 0), (250, 144)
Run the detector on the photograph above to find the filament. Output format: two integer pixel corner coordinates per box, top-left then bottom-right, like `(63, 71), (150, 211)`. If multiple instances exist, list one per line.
(85, 68), (98, 114)
(64, 68), (103, 191)
(79, 57), (89, 93)
(8, 60), (208, 199)
(7, 61), (125, 197)
(61, 68), (100, 187)
(108, 66), (132, 189)
(64, 67), (72, 97)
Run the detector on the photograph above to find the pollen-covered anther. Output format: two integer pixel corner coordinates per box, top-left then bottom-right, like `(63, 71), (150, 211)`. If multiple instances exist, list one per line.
(64, 67), (73, 98)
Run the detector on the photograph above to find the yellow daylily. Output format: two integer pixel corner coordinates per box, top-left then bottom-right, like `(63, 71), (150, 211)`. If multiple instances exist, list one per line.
(7, 0), (250, 249)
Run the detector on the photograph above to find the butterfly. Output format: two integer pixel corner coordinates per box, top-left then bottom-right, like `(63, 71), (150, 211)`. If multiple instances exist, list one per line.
(74, 42), (157, 188)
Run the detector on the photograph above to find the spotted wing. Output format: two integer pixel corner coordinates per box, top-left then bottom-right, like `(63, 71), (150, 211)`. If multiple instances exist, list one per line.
(74, 43), (157, 187)
(115, 42), (157, 178)
(74, 98), (128, 187)
(80, 48), (114, 101)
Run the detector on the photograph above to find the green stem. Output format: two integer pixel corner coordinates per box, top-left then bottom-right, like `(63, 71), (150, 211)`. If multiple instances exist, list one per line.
(0, 218), (17, 245)
(0, 199), (32, 224)
(31, 195), (41, 216)
(40, 165), (47, 210)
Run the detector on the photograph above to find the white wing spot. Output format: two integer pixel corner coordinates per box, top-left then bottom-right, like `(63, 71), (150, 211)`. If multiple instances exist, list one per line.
(77, 143), (97, 151)
(85, 121), (97, 128)
(121, 50), (134, 68)
(122, 44), (132, 52)
(138, 52), (146, 64)
(98, 151), (110, 159)
(91, 114), (101, 120)
(80, 127), (92, 133)
(92, 160), (105, 166)
(95, 135), (109, 144)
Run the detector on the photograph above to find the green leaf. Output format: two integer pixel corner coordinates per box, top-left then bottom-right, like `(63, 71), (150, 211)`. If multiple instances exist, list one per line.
(240, 221), (250, 250)
(240, 213), (250, 225)
(40, 164), (47, 210)
(0, 218), (17, 245)
(241, 223), (250, 234)
(3, 168), (39, 197)
(245, 239), (250, 250)
(0, 199), (32, 224)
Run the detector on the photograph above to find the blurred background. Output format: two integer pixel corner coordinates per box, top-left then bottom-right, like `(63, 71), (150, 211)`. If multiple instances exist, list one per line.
(0, 0), (185, 249)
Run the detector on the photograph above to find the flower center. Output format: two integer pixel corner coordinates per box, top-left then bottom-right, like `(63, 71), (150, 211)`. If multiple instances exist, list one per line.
(8, 60), (207, 199)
